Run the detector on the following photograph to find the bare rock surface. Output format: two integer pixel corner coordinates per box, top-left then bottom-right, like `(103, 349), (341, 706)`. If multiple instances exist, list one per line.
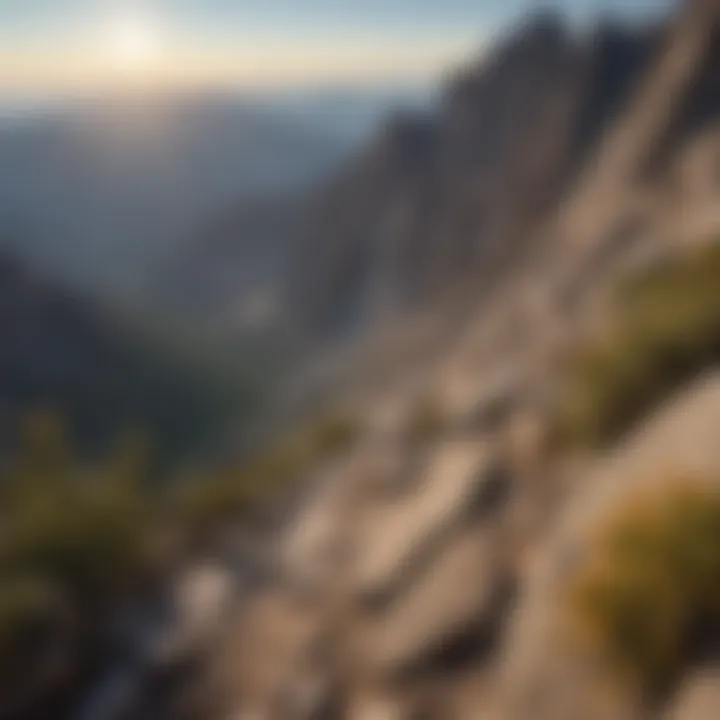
(665, 668), (720, 720)
(134, 6), (720, 718)
(208, 590), (322, 720)
(357, 524), (508, 680)
(498, 373), (720, 720)
(352, 440), (496, 600)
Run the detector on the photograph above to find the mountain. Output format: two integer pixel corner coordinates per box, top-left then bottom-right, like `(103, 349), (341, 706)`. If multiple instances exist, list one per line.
(8, 2), (720, 719)
(286, 12), (668, 342)
(152, 6), (719, 425)
(0, 84), (439, 466)
(141, 86), (439, 360)
(135, 2), (720, 420)
(0, 90), (361, 307)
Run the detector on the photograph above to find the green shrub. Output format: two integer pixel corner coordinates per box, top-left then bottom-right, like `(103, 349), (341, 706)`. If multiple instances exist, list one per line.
(171, 469), (256, 541)
(0, 407), (362, 693)
(572, 481), (720, 695)
(556, 241), (720, 447)
(0, 576), (64, 669)
(248, 413), (360, 485)
(0, 411), (159, 679)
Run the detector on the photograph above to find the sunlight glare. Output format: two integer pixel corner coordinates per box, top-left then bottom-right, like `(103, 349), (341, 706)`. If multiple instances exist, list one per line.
(103, 13), (164, 72)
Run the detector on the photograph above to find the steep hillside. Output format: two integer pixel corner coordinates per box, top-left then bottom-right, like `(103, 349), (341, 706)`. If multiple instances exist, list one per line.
(6, 3), (720, 719)
(147, 3), (720, 720)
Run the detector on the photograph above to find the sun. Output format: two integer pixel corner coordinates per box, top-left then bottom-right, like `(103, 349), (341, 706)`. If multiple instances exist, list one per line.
(103, 13), (164, 71)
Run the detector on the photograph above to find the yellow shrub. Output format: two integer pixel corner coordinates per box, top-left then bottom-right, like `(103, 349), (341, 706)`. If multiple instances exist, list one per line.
(573, 481), (720, 695)
(556, 241), (720, 447)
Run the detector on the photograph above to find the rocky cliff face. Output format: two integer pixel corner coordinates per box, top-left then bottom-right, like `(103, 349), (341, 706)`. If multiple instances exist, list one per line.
(288, 0), (720, 357)
(288, 12), (664, 342)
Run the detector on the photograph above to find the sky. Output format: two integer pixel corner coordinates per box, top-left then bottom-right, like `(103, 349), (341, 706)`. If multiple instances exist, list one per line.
(0, 0), (675, 94)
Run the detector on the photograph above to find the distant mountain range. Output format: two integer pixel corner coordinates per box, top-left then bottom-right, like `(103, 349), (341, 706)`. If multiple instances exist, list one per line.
(0, 85), (432, 452)
(0, 87), (423, 308)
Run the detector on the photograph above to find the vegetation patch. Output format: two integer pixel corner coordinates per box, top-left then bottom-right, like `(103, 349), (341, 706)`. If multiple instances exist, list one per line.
(0, 407), (362, 707)
(572, 480), (720, 696)
(175, 411), (362, 538)
(555, 241), (720, 447)
(0, 412), (161, 706)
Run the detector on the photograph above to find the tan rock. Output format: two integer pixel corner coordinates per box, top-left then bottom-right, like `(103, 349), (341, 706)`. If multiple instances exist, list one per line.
(209, 591), (320, 718)
(346, 693), (407, 720)
(352, 440), (496, 600)
(666, 668), (720, 720)
(359, 525), (506, 678)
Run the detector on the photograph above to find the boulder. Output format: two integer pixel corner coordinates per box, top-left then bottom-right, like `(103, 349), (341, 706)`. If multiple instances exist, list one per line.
(352, 440), (502, 602)
(208, 591), (321, 720)
(279, 441), (418, 603)
(150, 563), (236, 667)
(665, 667), (720, 720)
(357, 525), (509, 679)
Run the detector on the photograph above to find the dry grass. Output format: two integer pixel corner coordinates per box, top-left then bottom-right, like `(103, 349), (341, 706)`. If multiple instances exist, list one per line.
(556, 241), (720, 447)
(572, 480), (720, 696)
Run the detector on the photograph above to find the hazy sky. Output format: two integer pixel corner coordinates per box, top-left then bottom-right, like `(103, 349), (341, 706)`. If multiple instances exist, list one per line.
(0, 0), (675, 93)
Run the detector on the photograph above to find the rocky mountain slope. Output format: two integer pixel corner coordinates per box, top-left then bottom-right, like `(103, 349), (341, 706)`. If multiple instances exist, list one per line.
(14, 1), (720, 719)
(130, 2), (720, 720)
